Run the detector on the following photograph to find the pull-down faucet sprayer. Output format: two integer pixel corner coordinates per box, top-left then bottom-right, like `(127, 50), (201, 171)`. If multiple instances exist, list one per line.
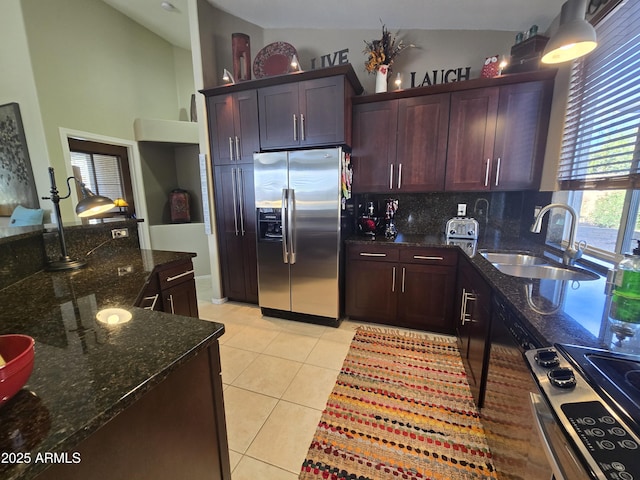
(530, 203), (586, 266)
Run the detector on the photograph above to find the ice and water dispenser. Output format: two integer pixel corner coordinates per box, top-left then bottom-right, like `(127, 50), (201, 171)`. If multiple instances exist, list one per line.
(257, 208), (282, 242)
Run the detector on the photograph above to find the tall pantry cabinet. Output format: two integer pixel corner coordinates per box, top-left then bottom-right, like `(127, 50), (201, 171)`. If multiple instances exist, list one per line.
(206, 91), (260, 303)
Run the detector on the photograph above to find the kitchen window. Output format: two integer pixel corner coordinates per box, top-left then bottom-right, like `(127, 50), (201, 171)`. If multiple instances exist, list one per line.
(68, 138), (135, 218)
(551, 0), (640, 263)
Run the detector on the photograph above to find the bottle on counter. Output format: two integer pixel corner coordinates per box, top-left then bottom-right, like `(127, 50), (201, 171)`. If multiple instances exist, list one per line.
(610, 240), (640, 325)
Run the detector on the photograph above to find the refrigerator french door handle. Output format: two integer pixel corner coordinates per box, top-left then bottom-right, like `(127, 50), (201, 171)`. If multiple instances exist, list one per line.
(288, 188), (296, 264)
(237, 168), (245, 235)
(281, 188), (289, 263)
(231, 168), (239, 235)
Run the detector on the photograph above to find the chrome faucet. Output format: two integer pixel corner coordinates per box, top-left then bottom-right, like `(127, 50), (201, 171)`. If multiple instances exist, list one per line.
(530, 203), (586, 266)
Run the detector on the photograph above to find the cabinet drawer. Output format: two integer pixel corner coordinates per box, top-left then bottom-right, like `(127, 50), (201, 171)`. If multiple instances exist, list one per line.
(158, 261), (195, 290)
(399, 247), (457, 266)
(347, 244), (399, 262)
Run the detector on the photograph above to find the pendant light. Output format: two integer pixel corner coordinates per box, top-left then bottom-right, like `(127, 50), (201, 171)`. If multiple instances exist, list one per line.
(541, 0), (597, 64)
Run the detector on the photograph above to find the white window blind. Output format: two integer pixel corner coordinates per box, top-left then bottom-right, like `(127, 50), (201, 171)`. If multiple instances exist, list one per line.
(70, 151), (123, 211)
(558, 0), (640, 190)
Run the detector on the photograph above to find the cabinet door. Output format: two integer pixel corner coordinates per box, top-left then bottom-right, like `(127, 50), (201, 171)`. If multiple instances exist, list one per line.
(208, 94), (236, 165)
(345, 260), (397, 322)
(352, 101), (398, 193)
(456, 258), (492, 406)
(492, 81), (549, 190)
(445, 87), (499, 191)
(213, 165), (258, 303)
(234, 89), (260, 164)
(397, 263), (456, 333)
(258, 83), (299, 149)
(163, 279), (198, 317)
(299, 76), (346, 147)
(208, 91), (259, 165)
(396, 94), (450, 192)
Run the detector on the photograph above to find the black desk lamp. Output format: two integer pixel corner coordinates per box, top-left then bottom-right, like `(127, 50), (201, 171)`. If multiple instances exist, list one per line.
(42, 167), (115, 271)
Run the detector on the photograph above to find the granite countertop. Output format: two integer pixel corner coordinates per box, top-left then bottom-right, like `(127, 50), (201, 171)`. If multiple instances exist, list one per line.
(347, 232), (634, 355)
(0, 248), (224, 480)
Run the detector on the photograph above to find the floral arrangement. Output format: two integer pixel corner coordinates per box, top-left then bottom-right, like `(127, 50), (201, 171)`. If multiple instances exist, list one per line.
(363, 24), (414, 74)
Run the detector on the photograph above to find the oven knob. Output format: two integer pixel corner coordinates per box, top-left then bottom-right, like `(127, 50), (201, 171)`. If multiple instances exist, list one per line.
(547, 367), (577, 389)
(534, 348), (560, 368)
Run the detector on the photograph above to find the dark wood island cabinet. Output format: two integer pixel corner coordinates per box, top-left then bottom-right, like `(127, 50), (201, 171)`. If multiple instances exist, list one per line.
(0, 248), (230, 480)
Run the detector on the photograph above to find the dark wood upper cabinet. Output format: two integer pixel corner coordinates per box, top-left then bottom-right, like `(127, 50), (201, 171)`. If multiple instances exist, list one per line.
(352, 94), (450, 193)
(207, 89), (260, 165)
(445, 79), (552, 191)
(258, 75), (354, 150)
(396, 94), (450, 192)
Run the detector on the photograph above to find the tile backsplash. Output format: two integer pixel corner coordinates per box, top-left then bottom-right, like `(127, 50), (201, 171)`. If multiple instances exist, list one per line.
(355, 190), (553, 242)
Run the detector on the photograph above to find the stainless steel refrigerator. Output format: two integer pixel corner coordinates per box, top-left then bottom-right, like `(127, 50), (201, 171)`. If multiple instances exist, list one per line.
(254, 147), (348, 326)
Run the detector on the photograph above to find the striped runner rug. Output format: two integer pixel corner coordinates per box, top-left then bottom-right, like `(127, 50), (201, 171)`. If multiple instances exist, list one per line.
(299, 327), (498, 480)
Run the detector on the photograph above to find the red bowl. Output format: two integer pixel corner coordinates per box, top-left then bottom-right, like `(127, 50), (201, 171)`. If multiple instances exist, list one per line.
(0, 335), (35, 407)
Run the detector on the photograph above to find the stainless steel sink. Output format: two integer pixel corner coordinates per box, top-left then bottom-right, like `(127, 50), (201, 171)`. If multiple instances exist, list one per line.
(480, 250), (599, 281)
(481, 252), (550, 266)
(493, 263), (598, 281)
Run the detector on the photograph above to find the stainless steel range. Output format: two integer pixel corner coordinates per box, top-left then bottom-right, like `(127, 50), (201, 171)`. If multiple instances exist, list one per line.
(525, 344), (640, 479)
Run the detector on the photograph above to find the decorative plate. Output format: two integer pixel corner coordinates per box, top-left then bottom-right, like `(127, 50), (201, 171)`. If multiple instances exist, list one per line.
(253, 42), (298, 78)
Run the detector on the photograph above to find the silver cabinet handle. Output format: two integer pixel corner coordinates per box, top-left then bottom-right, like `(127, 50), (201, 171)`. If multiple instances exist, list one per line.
(392, 266), (396, 293)
(229, 137), (234, 162)
(168, 294), (175, 314)
(300, 113), (305, 141)
(359, 252), (387, 257)
(401, 267), (406, 293)
(293, 114), (298, 141)
(398, 163), (402, 189)
(166, 269), (195, 282)
(389, 164), (394, 190)
(235, 136), (241, 161)
(281, 188), (289, 263)
(460, 288), (477, 325)
(484, 158), (491, 187)
(495, 157), (501, 186)
(413, 255), (444, 260)
(237, 168), (245, 235)
(143, 294), (159, 310)
(231, 168), (239, 235)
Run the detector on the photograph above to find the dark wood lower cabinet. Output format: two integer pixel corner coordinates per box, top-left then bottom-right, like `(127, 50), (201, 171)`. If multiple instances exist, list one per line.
(135, 258), (199, 318)
(345, 244), (457, 333)
(36, 343), (231, 480)
(455, 255), (492, 406)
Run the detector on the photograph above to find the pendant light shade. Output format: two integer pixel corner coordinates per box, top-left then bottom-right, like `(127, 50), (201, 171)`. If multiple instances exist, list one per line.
(542, 0), (597, 64)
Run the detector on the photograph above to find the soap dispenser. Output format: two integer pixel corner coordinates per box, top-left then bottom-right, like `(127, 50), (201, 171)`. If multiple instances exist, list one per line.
(609, 240), (640, 345)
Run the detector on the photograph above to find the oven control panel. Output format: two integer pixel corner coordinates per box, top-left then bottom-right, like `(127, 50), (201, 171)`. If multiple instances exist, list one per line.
(526, 347), (640, 479)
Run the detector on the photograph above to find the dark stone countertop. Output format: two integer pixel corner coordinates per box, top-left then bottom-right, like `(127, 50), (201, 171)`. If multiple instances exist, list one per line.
(347, 232), (635, 355)
(0, 248), (224, 480)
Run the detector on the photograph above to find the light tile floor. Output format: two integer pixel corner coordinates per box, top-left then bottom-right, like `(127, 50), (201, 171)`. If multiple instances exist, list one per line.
(195, 277), (363, 479)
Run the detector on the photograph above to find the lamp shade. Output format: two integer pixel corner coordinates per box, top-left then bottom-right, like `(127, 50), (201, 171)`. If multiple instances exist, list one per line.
(75, 189), (115, 218)
(541, 0), (597, 64)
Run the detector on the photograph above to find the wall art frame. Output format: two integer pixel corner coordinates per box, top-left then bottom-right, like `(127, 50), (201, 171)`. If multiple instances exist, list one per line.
(0, 102), (39, 216)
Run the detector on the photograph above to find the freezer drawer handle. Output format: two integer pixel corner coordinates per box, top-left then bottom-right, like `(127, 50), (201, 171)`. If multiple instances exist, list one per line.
(359, 252), (387, 257)
(165, 270), (195, 282)
(413, 255), (444, 261)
